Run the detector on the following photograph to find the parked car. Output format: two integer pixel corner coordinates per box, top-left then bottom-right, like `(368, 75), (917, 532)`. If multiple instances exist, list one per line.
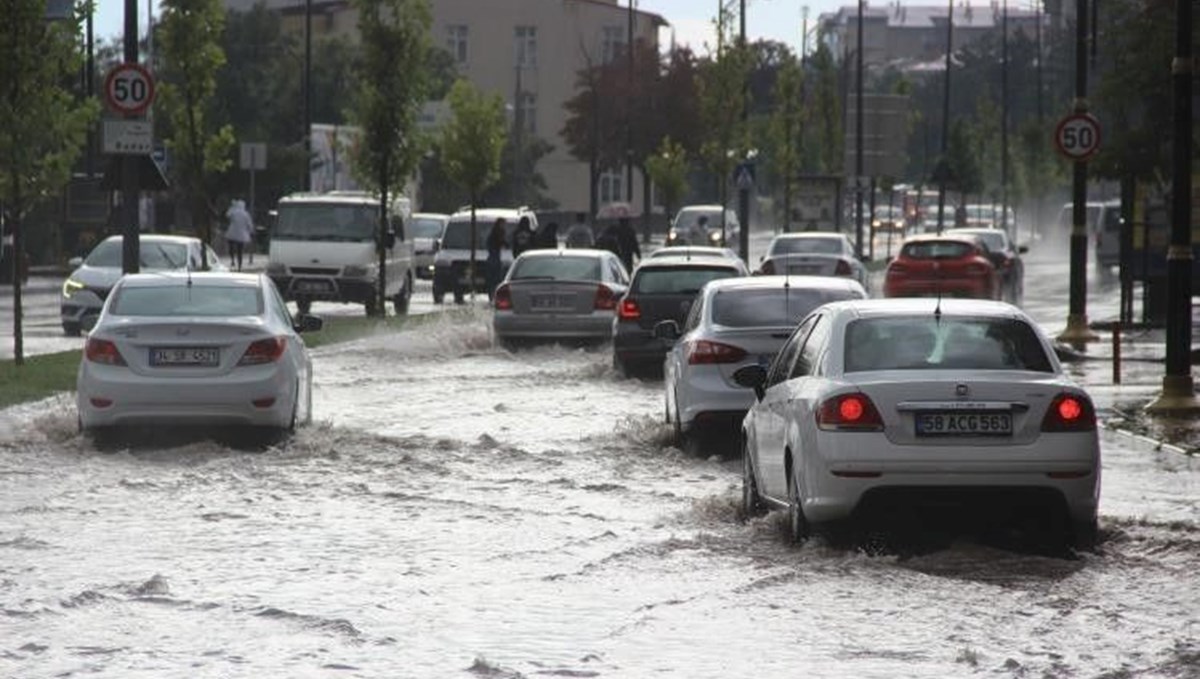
(611, 255), (749, 376)
(757, 233), (870, 290)
(492, 249), (629, 347)
(60, 234), (225, 336)
(658, 275), (868, 442)
(267, 191), (415, 316)
(883, 235), (1000, 300)
(647, 245), (740, 261)
(411, 212), (449, 280)
(947, 227), (1027, 304)
(432, 207), (537, 304)
(735, 298), (1100, 549)
(666, 205), (740, 247)
(76, 272), (322, 439)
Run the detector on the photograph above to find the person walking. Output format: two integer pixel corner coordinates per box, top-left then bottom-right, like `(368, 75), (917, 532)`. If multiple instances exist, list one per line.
(564, 212), (594, 249)
(484, 218), (508, 301)
(614, 216), (641, 273)
(511, 216), (535, 257)
(224, 199), (254, 271)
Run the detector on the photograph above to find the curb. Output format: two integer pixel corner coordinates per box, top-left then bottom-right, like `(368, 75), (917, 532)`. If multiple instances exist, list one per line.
(1098, 419), (1193, 456)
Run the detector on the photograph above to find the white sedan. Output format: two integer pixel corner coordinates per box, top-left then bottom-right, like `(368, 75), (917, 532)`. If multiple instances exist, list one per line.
(757, 232), (870, 290)
(735, 298), (1100, 549)
(77, 272), (321, 439)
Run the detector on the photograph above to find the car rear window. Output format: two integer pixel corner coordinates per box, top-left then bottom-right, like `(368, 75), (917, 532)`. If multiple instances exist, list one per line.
(633, 266), (741, 294)
(85, 240), (189, 269)
(843, 316), (1054, 372)
(900, 241), (975, 259)
(110, 286), (264, 317)
(511, 255), (601, 281)
(712, 287), (864, 328)
(771, 237), (843, 255)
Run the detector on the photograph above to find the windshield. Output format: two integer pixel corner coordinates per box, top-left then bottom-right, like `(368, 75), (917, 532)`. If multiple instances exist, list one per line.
(511, 255), (601, 281)
(770, 237), (844, 256)
(674, 208), (724, 230)
(441, 219), (515, 250)
(412, 217), (446, 239)
(85, 240), (189, 269)
(110, 285), (263, 317)
(275, 203), (378, 242)
(632, 266), (741, 294)
(844, 316), (1053, 372)
(711, 287), (863, 328)
(900, 241), (975, 259)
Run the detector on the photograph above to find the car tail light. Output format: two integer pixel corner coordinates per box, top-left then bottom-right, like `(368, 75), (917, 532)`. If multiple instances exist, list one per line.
(252, 397), (276, 408)
(686, 339), (747, 365)
(1041, 393), (1096, 432)
(593, 285), (617, 310)
(834, 259), (852, 276)
(816, 393), (884, 431)
(760, 260), (776, 275)
(85, 338), (126, 366)
(618, 298), (641, 320)
(964, 263), (991, 276)
(494, 284), (512, 310)
(238, 337), (287, 366)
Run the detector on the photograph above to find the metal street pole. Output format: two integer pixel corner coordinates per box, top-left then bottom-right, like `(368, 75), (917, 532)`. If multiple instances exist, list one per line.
(303, 0), (312, 191)
(121, 0), (140, 275)
(1000, 0), (1009, 236)
(854, 0), (865, 257)
(1145, 0), (1197, 413)
(626, 0), (634, 206)
(737, 0), (751, 263)
(935, 0), (953, 235)
(1056, 0), (1098, 344)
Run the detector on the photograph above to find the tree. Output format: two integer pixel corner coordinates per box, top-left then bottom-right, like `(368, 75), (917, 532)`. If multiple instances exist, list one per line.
(347, 0), (430, 316)
(768, 54), (803, 232)
(697, 6), (751, 223)
(644, 137), (689, 224)
(804, 43), (842, 175)
(440, 79), (506, 299)
(0, 0), (98, 364)
(158, 0), (236, 254)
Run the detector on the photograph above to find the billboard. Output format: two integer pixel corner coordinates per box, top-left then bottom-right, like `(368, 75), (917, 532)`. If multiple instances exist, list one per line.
(309, 124), (362, 193)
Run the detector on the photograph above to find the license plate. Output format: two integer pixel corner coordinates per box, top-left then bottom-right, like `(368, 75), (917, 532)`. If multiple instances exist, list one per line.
(916, 411), (1012, 436)
(150, 347), (219, 367)
(295, 279), (333, 293)
(789, 265), (823, 274)
(531, 294), (572, 310)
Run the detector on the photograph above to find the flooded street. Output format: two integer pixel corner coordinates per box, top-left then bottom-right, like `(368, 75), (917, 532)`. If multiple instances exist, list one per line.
(2, 240), (1199, 677)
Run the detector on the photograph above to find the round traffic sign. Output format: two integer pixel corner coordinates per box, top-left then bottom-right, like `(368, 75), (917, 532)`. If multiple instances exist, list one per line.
(103, 63), (156, 116)
(1054, 113), (1102, 162)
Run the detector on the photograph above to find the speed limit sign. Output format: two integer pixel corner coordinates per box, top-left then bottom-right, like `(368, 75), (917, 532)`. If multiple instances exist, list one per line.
(103, 63), (156, 116)
(1054, 113), (1102, 162)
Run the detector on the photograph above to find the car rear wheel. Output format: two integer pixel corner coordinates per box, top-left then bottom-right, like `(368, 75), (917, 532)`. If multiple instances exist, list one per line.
(786, 465), (810, 545)
(1072, 517), (1099, 552)
(394, 274), (412, 315)
(741, 441), (766, 520)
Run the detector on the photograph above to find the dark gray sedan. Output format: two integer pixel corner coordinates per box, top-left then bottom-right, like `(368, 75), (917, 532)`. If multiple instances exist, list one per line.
(492, 249), (629, 347)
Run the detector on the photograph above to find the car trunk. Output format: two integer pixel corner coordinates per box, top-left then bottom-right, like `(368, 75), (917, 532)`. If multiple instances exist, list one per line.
(769, 254), (842, 276)
(104, 319), (272, 378)
(708, 327), (794, 387)
(507, 280), (601, 316)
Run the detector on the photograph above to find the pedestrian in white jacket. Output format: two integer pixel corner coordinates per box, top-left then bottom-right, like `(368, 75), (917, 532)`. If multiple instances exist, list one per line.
(224, 199), (254, 271)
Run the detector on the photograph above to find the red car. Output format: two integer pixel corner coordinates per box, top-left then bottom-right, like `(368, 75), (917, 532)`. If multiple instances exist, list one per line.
(883, 235), (1000, 299)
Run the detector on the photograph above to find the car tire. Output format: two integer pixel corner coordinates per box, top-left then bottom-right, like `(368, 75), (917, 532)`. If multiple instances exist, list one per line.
(62, 322), (81, 337)
(671, 397), (684, 448)
(786, 465), (810, 545)
(394, 274), (412, 315)
(296, 299), (312, 315)
(741, 440), (766, 520)
(1071, 517), (1099, 552)
(364, 296), (382, 317)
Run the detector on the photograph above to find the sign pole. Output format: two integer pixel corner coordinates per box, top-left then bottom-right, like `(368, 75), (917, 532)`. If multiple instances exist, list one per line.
(121, 0), (140, 275)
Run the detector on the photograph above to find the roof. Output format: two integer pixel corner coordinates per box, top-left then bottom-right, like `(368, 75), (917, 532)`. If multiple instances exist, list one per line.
(635, 256), (747, 271)
(413, 212), (450, 220)
(772, 232), (848, 240)
(517, 248), (610, 259)
(822, 297), (1024, 320)
(118, 271), (264, 288)
(704, 275), (864, 294)
(100, 234), (202, 246)
(448, 207), (535, 221)
(278, 192), (380, 206)
(566, 0), (667, 26)
(901, 233), (980, 244)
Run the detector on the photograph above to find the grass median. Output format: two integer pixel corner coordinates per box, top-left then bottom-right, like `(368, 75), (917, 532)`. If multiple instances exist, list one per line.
(0, 311), (452, 410)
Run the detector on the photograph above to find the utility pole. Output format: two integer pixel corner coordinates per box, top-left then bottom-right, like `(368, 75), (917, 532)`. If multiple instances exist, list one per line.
(935, 0), (953, 235)
(737, 0), (751, 263)
(1145, 0), (1197, 413)
(303, 0), (312, 191)
(854, 0), (865, 256)
(1000, 0), (1009, 236)
(121, 0), (140, 275)
(625, 0), (634, 206)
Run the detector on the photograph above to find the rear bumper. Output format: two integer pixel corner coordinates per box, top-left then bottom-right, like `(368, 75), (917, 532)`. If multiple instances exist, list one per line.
(883, 277), (995, 299)
(613, 325), (669, 364)
(493, 312), (615, 340)
(677, 368), (754, 430)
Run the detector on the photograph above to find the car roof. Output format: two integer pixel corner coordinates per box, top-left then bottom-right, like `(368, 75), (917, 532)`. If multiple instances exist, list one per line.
(516, 248), (610, 259)
(413, 212), (449, 220)
(448, 207), (534, 220)
(650, 246), (736, 257)
(635, 256), (746, 271)
(703, 275), (865, 294)
(116, 271), (263, 288)
(771, 232), (847, 241)
(818, 298), (1025, 320)
(277, 192), (380, 206)
(99, 234), (201, 246)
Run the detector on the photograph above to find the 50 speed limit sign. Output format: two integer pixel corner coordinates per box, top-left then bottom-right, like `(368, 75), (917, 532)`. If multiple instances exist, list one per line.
(1054, 113), (1102, 162)
(103, 63), (155, 116)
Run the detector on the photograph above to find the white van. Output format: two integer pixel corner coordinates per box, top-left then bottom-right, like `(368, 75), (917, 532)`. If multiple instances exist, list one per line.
(1053, 200), (1121, 270)
(267, 191), (415, 316)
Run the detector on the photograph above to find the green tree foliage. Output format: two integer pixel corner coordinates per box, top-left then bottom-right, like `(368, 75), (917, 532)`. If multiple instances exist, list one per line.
(486, 136), (556, 209)
(768, 54), (803, 231)
(158, 0), (237, 248)
(440, 79), (507, 294)
(0, 0), (98, 364)
(944, 118), (983, 198)
(697, 6), (751, 206)
(644, 137), (689, 222)
(803, 43), (842, 175)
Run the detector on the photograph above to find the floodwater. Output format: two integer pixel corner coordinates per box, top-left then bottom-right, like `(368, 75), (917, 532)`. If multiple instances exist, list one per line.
(2, 304), (1198, 678)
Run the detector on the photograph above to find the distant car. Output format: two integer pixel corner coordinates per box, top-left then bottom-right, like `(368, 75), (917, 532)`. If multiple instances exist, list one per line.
(60, 234), (226, 336)
(432, 207), (537, 304)
(492, 249), (629, 346)
(647, 245), (740, 261)
(947, 227), (1027, 304)
(883, 235), (1000, 300)
(735, 298), (1100, 549)
(411, 212), (449, 280)
(76, 272), (322, 439)
(1091, 200), (1122, 271)
(757, 233), (869, 290)
(666, 205), (740, 247)
(612, 256), (750, 376)
(658, 275), (868, 442)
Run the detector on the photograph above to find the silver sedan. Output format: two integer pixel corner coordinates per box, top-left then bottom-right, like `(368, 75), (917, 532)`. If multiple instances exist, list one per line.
(492, 249), (629, 346)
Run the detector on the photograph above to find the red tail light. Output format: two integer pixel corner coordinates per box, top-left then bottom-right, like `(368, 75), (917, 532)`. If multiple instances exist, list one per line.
(618, 298), (641, 320)
(494, 283), (512, 310)
(816, 393), (884, 430)
(1041, 393), (1096, 432)
(594, 285), (617, 310)
(759, 260), (776, 275)
(686, 339), (747, 365)
(238, 337), (287, 366)
(834, 259), (852, 276)
(85, 338), (126, 366)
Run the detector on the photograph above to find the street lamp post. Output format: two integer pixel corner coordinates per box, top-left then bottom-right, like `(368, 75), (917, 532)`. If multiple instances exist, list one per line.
(854, 0), (865, 258)
(935, 0), (953, 235)
(120, 0), (140, 275)
(303, 0), (312, 192)
(625, 0), (634, 208)
(737, 0), (751, 263)
(1000, 0), (1009, 236)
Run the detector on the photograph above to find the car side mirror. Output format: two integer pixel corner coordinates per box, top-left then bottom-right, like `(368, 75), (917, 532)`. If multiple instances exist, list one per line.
(653, 319), (681, 341)
(294, 313), (324, 333)
(1018, 245), (1028, 254)
(68, 256), (83, 268)
(732, 364), (768, 401)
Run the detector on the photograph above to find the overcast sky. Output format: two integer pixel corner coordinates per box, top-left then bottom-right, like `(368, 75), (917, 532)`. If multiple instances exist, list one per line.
(93, 0), (847, 57)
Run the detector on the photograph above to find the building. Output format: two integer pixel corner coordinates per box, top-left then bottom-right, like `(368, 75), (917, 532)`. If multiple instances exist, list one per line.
(223, 0), (666, 215)
(818, 2), (1042, 70)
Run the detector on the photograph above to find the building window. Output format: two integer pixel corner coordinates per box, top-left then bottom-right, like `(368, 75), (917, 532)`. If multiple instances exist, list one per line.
(601, 25), (625, 64)
(599, 170), (623, 204)
(517, 91), (537, 135)
(446, 25), (468, 64)
(515, 26), (537, 68)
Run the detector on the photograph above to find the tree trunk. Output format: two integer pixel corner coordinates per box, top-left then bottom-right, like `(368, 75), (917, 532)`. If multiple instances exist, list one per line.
(641, 168), (652, 245)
